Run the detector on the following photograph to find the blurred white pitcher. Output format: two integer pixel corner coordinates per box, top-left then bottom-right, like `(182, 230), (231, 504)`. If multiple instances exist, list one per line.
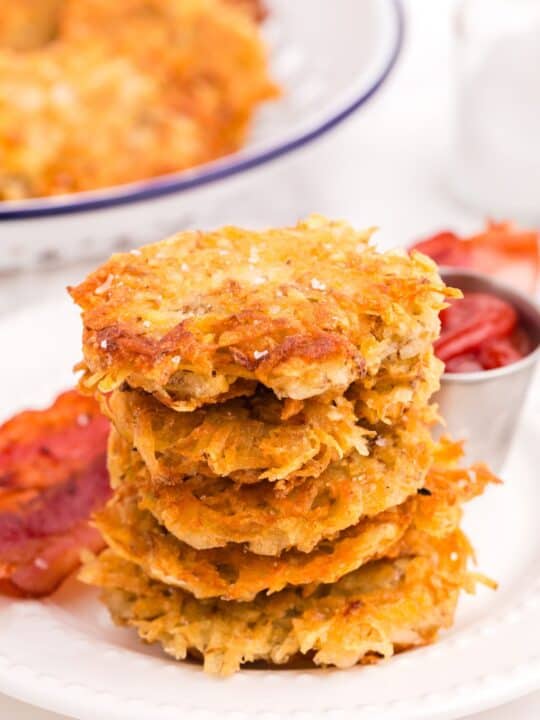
(452, 0), (540, 222)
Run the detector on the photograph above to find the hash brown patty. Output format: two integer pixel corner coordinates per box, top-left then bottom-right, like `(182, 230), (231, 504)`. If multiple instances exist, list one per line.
(94, 442), (496, 601)
(71, 216), (457, 408)
(107, 411), (434, 555)
(103, 386), (371, 488)
(95, 490), (415, 601)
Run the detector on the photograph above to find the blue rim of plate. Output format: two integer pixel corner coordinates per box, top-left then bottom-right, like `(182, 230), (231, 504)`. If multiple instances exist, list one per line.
(0, 0), (404, 220)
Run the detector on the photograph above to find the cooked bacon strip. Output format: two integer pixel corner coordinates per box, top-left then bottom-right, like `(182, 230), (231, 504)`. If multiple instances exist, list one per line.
(0, 390), (109, 502)
(411, 221), (539, 294)
(0, 390), (110, 597)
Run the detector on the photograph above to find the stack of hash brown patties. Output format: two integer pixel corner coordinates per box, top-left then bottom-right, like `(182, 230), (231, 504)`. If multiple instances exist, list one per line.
(72, 216), (495, 675)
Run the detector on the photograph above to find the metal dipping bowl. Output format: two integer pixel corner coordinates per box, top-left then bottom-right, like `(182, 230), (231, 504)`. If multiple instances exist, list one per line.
(435, 268), (540, 473)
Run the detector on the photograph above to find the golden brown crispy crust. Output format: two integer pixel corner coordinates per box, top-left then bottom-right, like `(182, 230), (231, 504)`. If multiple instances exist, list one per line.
(95, 491), (415, 602)
(0, 0), (275, 200)
(349, 351), (443, 426)
(71, 216), (456, 404)
(104, 386), (372, 488)
(94, 442), (498, 601)
(81, 529), (473, 675)
(107, 411), (434, 555)
(0, 0), (62, 50)
(413, 437), (502, 538)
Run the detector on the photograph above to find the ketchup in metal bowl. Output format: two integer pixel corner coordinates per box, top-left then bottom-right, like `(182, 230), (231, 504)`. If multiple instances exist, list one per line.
(429, 267), (540, 471)
(435, 292), (531, 373)
(410, 221), (539, 374)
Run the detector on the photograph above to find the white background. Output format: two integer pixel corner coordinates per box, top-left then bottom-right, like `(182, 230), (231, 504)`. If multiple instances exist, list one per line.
(1, 0), (538, 717)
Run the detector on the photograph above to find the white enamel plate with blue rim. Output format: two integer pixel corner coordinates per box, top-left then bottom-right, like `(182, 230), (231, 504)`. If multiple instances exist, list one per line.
(0, 0), (403, 272)
(0, 296), (539, 720)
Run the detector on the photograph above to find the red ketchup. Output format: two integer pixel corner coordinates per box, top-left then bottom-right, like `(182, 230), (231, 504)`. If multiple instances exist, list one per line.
(435, 293), (529, 372)
(411, 223), (537, 372)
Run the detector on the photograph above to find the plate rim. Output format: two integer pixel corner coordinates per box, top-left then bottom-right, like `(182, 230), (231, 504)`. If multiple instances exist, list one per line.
(1, 613), (540, 720)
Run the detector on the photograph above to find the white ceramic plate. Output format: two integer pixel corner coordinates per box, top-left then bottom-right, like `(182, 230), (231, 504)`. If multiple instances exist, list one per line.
(1, 297), (539, 720)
